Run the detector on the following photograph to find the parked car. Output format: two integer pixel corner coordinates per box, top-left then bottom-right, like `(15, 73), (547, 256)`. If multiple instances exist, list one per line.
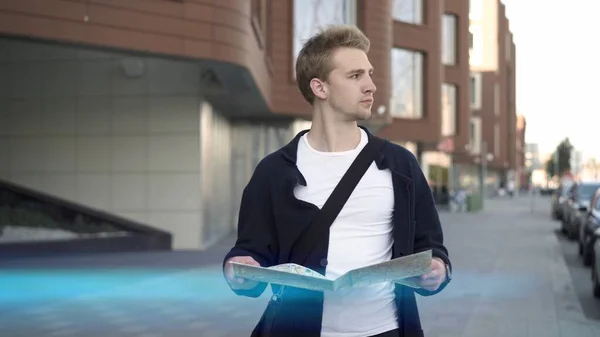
(578, 188), (600, 266)
(591, 227), (600, 297)
(552, 180), (575, 220)
(562, 181), (600, 239)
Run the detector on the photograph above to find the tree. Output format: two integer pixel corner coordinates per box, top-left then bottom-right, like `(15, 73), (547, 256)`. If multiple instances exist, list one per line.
(545, 138), (573, 178)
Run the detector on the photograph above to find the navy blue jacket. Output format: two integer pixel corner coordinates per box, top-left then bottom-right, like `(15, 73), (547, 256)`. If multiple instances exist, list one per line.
(224, 127), (451, 337)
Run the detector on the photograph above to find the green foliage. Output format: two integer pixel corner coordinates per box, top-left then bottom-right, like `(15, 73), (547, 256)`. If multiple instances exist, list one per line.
(546, 138), (573, 178)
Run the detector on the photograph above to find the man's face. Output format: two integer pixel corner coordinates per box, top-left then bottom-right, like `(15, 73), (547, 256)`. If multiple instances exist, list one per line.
(323, 47), (376, 121)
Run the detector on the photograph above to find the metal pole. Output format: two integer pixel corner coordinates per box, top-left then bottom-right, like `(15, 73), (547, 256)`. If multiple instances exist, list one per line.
(482, 141), (488, 201)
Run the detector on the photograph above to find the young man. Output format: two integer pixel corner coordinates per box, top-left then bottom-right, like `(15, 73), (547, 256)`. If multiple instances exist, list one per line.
(223, 25), (451, 337)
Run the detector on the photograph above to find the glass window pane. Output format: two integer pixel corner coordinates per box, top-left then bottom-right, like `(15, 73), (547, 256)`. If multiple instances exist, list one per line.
(441, 83), (457, 136)
(579, 184), (600, 200)
(393, 0), (423, 24)
(391, 48), (423, 119)
(292, 0), (357, 77)
(442, 14), (457, 65)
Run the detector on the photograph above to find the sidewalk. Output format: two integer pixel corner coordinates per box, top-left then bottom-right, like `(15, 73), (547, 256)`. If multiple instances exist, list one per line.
(418, 196), (600, 337)
(1, 196), (599, 336)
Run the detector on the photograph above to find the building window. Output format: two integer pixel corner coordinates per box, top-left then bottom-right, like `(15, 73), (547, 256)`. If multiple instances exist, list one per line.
(469, 31), (473, 49)
(391, 48), (423, 119)
(470, 72), (482, 109)
(393, 0), (423, 24)
(494, 82), (500, 115)
(470, 116), (482, 154)
(442, 14), (457, 65)
(441, 83), (457, 136)
(293, 0), (356, 78)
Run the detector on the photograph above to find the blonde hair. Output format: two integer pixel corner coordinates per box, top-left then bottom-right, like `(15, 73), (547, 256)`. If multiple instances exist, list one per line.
(295, 24), (370, 104)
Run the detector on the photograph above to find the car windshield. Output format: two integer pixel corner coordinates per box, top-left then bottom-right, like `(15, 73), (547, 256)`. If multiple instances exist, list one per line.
(577, 184), (600, 200)
(561, 182), (574, 196)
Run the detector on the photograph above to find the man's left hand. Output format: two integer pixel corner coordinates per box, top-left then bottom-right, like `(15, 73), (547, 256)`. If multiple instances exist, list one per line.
(416, 258), (447, 291)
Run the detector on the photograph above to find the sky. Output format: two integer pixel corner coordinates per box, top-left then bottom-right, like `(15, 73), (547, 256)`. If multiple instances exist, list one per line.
(501, 0), (600, 160)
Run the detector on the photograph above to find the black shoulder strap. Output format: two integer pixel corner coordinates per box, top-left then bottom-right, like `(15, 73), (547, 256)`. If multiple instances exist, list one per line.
(292, 136), (387, 266)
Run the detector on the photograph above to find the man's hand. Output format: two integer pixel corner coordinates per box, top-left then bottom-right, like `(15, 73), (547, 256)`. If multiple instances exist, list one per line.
(224, 256), (261, 290)
(402, 257), (447, 291)
(417, 258), (447, 291)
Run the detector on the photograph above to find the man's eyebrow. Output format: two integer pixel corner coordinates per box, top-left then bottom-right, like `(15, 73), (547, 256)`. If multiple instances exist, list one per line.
(346, 68), (374, 75)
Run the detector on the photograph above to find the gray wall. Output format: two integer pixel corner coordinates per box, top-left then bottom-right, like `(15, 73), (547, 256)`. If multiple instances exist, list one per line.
(0, 37), (306, 249)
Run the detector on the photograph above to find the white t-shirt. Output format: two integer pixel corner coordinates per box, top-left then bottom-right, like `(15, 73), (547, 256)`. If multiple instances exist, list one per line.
(294, 129), (398, 337)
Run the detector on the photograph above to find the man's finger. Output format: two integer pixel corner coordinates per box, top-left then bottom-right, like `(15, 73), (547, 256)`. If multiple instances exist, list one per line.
(418, 278), (441, 288)
(421, 269), (440, 280)
(233, 257), (260, 266)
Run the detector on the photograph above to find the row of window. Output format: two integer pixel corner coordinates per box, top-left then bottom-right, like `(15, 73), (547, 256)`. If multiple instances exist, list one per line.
(288, 1), (505, 155)
(468, 119), (501, 158)
(291, 0), (459, 124)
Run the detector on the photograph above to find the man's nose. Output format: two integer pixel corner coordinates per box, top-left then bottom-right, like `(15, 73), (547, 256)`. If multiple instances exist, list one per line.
(365, 77), (376, 93)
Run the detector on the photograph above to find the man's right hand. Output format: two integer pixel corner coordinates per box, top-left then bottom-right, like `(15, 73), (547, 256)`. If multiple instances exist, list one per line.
(224, 256), (261, 290)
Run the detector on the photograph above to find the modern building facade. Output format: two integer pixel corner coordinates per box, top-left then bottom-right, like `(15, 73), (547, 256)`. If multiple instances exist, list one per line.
(377, 0), (471, 205)
(0, 0), (472, 249)
(525, 143), (542, 170)
(454, 0), (519, 196)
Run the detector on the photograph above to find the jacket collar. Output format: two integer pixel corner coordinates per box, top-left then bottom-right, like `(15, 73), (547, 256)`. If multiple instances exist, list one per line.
(280, 125), (413, 186)
(281, 125), (380, 164)
(281, 125), (387, 169)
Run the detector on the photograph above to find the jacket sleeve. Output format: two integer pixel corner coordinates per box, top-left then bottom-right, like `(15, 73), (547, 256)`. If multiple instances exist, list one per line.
(410, 159), (452, 297)
(223, 160), (279, 298)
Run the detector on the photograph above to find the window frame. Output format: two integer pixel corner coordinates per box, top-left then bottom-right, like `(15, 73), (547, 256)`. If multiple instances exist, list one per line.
(469, 116), (482, 154)
(390, 47), (424, 119)
(441, 83), (457, 136)
(392, 0), (424, 25)
(442, 14), (458, 66)
(470, 72), (482, 110)
(291, 0), (357, 80)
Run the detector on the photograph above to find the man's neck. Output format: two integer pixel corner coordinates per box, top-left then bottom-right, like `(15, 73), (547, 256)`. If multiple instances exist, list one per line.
(306, 105), (361, 152)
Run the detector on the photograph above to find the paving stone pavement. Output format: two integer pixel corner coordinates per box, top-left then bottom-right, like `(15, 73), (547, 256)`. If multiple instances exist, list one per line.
(416, 195), (600, 337)
(1, 195), (600, 336)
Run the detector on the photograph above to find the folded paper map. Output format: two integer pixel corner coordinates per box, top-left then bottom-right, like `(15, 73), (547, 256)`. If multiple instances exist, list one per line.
(231, 250), (432, 292)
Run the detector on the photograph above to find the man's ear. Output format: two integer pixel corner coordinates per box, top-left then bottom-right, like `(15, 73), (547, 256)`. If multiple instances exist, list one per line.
(309, 78), (327, 100)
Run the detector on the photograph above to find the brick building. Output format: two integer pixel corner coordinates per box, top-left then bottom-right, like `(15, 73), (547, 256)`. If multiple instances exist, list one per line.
(0, 0), (488, 249)
(453, 0), (520, 196)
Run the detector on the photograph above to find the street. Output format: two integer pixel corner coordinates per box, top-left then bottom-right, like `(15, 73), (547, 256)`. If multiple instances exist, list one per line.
(1, 195), (600, 337)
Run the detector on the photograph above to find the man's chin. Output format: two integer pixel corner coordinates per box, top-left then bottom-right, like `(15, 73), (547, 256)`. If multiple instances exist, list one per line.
(342, 108), (371, 121)
(356, 109), (372, 121)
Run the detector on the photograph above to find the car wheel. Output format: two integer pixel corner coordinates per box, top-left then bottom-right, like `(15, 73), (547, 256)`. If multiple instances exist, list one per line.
(583, 245), (593, 267)
(568, 226), (578, 240)
(593, 263), (600, 298)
